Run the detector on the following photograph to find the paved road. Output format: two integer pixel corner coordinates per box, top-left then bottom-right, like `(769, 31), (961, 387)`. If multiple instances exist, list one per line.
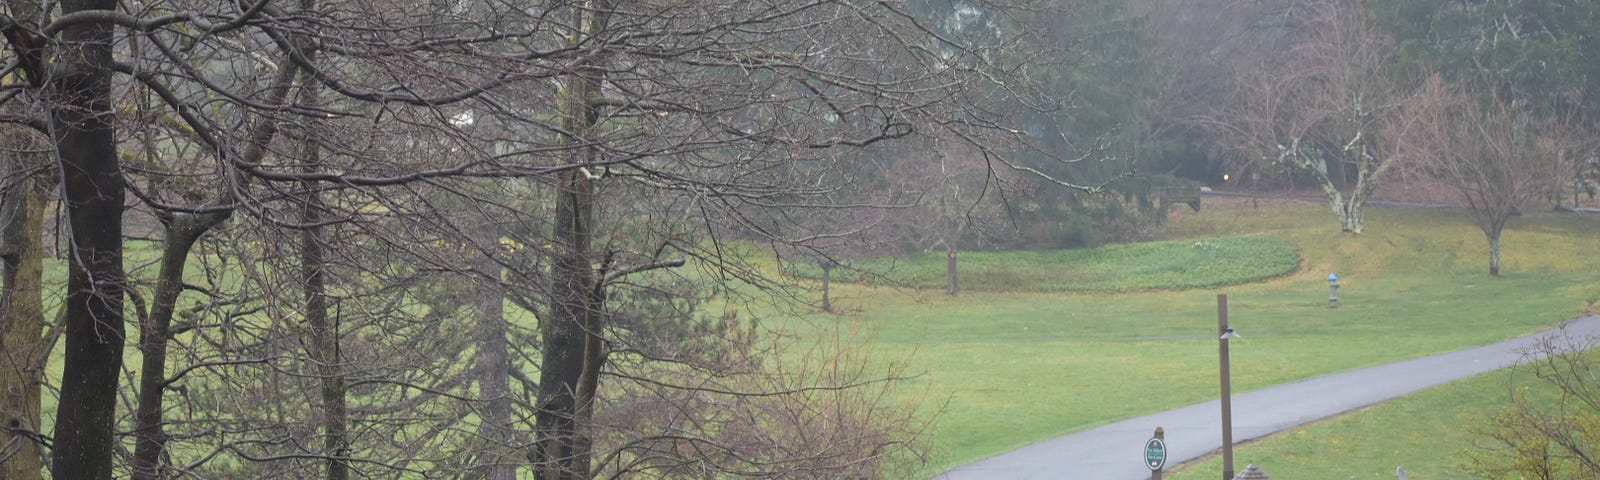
(936, 316), (1600, 480)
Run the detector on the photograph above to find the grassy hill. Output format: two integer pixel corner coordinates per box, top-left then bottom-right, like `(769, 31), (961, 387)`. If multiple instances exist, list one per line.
(789, 236), (1299, 293)
(780, 197), (1600, 476)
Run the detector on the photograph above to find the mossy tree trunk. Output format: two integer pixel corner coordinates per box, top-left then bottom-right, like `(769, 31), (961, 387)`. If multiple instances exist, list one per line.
(0, 2), (49, 474)
(0, 131), (48, 480)
(534, 4), (611, 479)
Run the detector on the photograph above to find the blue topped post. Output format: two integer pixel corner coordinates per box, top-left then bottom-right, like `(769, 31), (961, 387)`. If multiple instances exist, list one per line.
(1327, 274), (1340, 308)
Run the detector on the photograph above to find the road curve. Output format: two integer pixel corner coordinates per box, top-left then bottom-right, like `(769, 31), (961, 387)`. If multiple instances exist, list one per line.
(936, 316), (1600, 480)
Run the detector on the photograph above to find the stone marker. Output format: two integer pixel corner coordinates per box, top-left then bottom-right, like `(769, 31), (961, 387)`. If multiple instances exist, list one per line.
(1232, 464), (1271, 480)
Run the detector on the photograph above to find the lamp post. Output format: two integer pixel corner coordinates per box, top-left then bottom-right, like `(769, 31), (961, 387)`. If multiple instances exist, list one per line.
(1217, 294), (1238, 480)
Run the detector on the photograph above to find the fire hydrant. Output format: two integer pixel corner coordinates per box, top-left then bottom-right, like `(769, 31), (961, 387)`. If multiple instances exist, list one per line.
(1328, 274), (1340, 308)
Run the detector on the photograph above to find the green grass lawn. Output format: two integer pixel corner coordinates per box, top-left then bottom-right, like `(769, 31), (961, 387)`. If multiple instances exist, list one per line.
(1164, 368), (1523, 480)
(780, 197), (1600, 476)
(30, 197), (1600, 478)
(790, 236), (1299, 292)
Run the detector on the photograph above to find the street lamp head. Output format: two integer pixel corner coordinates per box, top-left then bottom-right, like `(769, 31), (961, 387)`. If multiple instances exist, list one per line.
(1220, 327), (1240, 340)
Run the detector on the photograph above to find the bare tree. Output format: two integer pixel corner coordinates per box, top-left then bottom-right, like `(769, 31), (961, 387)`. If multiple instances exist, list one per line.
(0, 6), (52, 477)
(1187, 0), (1405, 233)
(0, 126), (49, 480)
(3, 0), (1071, 478)
(898, 138), (1015, 296)
(1398, 76), (1584, 276)
(122, 11), (309, 477)
(1465, 329), (1600, 479)
(33, 1), (128, 477)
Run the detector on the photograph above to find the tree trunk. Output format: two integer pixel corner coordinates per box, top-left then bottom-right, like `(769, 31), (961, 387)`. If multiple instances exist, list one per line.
(0, 135), (48, 480)
(1324, 172), (1371, 235)
(50, 1), (127, 478)
(535, 169), (597, 480)
(130, 40), (297, 480)
(0, 3), (50, 476)
(1487, 232), (1502, 278)
(302, 187), (348, 480)
(473, 258), (516, 480)
(1304, 145), (1377, 235)
(535, 169), (602, 480)
(571, 238), (605, 480)
(1336, 198), (1364, 234)
(947, 249), (959, 296)
(534, 6), (611, 480)
(130, 213), (228, 480)
(299, 93), (348, 480)
(278, 23), (347, 477)
(820, 262), (834, 312)
(302, 207), (348, 480)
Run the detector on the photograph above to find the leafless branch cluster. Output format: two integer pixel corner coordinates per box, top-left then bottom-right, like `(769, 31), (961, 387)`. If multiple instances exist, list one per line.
(1392, 75), (1591, 275)
(1, 0), (1068, 478)
(1466, 330), (1600, 479)
(1171, 0), (1409, 233)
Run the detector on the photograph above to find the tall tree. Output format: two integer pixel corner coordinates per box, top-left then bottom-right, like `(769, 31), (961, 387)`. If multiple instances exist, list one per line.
(124, 50), (294, 480)
(1185, 0), (1407, 233)
(0, 128), (48, 480)
(43, 1), (127, 477)
(296, 70), (349, 480)
(1399, 76), (1586, 276)
(3, 0), (1067, 477)
(1369, 0), (1600, 116)
(0, 6), (50, 480)
(533, 5), (609, 477)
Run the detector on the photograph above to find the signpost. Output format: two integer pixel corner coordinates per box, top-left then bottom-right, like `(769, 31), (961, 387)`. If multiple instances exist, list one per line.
(1146, 427), (1167, 479)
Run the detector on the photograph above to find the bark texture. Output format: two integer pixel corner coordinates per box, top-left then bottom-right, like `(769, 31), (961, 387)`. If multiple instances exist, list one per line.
(534, 6), (611, 478)
(473, 257), (516, 480)
(130, 212), (228, 479)
(50, 1), (127, 478)
(0, 134), (47, 480)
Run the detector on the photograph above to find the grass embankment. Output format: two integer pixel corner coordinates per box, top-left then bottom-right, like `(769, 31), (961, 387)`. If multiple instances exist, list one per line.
(791, 236), (1299, 293)
(782, 197), (1600, 477)
(1167, 368), (1516, 479)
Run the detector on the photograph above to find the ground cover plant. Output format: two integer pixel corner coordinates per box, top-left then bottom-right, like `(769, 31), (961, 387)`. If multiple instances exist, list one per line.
(779, 197), (1600, 476)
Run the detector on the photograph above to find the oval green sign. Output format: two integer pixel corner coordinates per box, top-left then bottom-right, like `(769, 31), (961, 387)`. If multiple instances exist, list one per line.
(1145, 437), (1167, 470)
